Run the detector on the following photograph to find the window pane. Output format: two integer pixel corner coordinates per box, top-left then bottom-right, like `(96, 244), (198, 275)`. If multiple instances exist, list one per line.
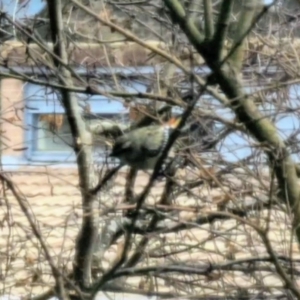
(34, 114), (72, 152)
(34, 113), (129, 155)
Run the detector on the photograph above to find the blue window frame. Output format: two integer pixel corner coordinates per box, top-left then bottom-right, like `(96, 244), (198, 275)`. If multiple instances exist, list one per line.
(24, 67), (153, 163)
(21, 65), (222, 164)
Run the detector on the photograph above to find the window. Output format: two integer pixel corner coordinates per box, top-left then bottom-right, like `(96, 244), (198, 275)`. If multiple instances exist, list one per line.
(23, 66), (213, 163)
(34, 114), (72, 152)
(24, 80), (145, 163)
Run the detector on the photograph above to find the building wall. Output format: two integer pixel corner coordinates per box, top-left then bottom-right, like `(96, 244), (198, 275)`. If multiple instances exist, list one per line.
(0, 80), (158, 294)
(0, 60), (297, 298)
(1, 78), (25, 158)
(0, 78), (81, 169)
(0, 78), (134, 296)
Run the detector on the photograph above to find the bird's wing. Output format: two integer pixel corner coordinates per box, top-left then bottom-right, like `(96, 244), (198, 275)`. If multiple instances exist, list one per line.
(140, 127), (165, 157)
(110, 136), (132, 157)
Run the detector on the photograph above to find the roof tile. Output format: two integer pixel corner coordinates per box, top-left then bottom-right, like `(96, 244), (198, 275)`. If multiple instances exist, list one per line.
(0, 165), (298, 297)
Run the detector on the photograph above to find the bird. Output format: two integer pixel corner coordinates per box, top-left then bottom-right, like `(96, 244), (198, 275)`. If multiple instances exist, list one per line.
(109, 117), (181, 170)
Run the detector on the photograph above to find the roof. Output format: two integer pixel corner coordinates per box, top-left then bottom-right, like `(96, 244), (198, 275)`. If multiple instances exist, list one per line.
(0, 164), (298, 298)
(1, 37), (300, 71)
(0, 40), (190, 68)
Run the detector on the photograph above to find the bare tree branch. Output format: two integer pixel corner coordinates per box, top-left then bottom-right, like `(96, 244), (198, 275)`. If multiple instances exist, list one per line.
(212, 0), (234, 61)
(229, 0), (258, 71)
(3, 0), (300, 298)
(0, 174), (69, 299)
(259, 229), (300, 299)
(164, 0), (300, 245)
(203, 0), (214, 39)
(46, 0), (97, 288)
(69, 0), (231, 106)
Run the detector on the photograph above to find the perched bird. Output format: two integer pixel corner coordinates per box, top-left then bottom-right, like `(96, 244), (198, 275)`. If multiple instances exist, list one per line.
(109, 117), (181, 170)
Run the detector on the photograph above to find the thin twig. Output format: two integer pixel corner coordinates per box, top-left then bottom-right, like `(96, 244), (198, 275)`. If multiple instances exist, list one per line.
(0, 174), (68, 299)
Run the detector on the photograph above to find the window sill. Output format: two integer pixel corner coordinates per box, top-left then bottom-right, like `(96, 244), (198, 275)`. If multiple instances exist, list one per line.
(1, 155), (78, 170)
(1, 154), (121, 170)
(26, 151), (77, 163)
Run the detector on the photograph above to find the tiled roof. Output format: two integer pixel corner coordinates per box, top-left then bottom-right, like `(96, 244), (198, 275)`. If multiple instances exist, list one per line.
(2, 37), (300, 71)
(0, 41), (191, 68)
(0, 165), (299, 298)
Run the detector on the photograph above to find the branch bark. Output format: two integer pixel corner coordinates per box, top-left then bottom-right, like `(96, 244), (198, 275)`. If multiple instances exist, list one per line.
(69, 0), (231, 107)
(163, 0), (300, 247)
(212, 0), (234, 61)
(229, 0), (258, 71)
(46, 0), (98, 288)
(203, 0), (214, 39)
